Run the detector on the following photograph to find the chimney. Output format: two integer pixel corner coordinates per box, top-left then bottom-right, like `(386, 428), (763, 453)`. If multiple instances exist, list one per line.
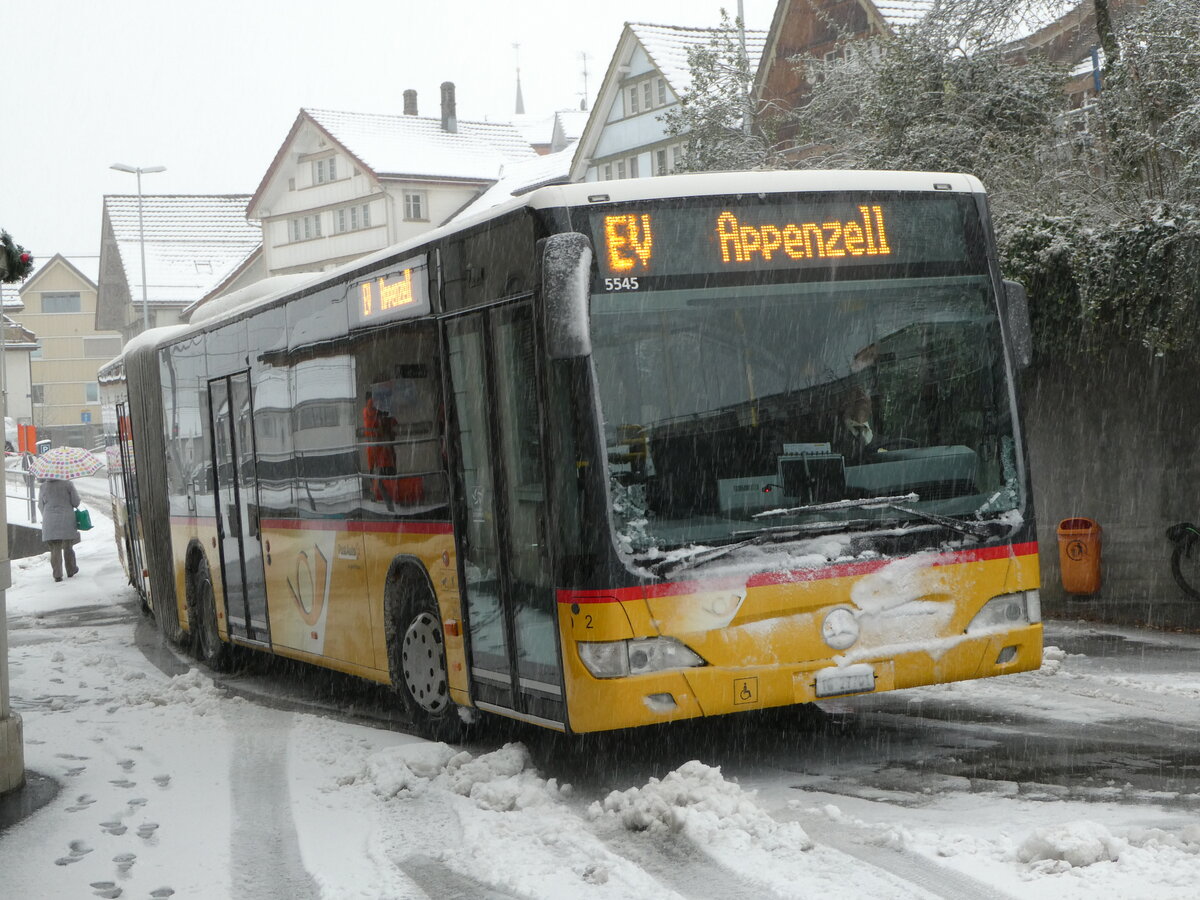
(403, 89), (418, 116)
(440, 81), (457, 133)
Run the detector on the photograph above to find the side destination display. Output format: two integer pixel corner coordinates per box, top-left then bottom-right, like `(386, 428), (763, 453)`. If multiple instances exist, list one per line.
(351, 254), (430, 327)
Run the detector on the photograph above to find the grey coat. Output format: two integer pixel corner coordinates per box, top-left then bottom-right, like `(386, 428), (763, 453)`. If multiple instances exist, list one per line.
(39, 479), (80, 542)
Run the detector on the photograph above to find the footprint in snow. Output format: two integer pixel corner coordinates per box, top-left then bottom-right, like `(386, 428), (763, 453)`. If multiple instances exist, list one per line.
(89, 882), (122, 898)
(112, 852), (136, 873)
(65, 766), (87, 777)
(137, 822), (159, 840)
(100, 820), (128, 836)
(149, 889), (175, 898)
(153, 774), (171, 787)
(109, 779), (136, 789)
(54, 839), (94, 865)
(67, 793), (98, 813)
(117, 759), (135, 771)
(127, 797), (148, 808)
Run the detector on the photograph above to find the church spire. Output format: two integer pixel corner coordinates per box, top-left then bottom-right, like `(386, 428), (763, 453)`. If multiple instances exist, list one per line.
(513, 43), (526, 115)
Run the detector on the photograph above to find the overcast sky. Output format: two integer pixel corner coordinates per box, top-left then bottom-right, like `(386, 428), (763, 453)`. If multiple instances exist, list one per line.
(4, 0), (779, 264)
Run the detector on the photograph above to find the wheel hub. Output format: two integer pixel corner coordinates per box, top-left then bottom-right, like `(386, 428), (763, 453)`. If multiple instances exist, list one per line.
(401, 611), (449, 713)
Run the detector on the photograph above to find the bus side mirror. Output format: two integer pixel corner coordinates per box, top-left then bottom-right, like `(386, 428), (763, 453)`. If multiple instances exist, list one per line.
(1002, 280), (1033, 369)
(539, 233), (593, 360)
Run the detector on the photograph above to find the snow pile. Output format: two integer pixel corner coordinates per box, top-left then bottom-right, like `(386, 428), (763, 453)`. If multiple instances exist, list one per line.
(109, 666), (231, 714)
(354, 741), (568, 810)
(592, 760), (813, 853)
(1017, 820), (1124, 870)
(1038, 644), (1067, 675)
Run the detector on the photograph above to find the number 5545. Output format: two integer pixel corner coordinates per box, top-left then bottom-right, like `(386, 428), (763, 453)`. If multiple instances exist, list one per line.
(604, 277), (640, 291)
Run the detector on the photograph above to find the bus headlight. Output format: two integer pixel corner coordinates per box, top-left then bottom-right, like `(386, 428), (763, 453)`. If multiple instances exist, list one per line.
(577, 637), (706, 679)
(966, 590), (1041, 634)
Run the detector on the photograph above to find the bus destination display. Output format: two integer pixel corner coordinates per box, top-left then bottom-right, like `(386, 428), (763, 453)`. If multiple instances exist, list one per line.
(351, 255), (430, 327)
(592, 196), (975, 283)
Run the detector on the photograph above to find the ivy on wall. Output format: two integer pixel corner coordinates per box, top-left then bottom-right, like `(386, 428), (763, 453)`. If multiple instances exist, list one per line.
(1000, 206), (1200, 362)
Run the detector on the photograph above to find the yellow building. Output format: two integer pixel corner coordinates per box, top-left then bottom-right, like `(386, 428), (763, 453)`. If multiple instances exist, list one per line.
(13, 255), (122, 448)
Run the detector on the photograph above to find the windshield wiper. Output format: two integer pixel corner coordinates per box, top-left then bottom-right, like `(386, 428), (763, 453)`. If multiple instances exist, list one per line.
(649, 495), (1007, 579)
(649, 519), (864, 579)
(752, 493), (920, 520)
(754, 492), (1004, 540)
(882, 504), (1002, 540)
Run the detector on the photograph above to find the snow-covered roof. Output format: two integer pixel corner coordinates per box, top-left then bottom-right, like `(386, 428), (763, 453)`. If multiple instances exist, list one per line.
(104, 195), (262, 306)
(305, 108), (538, 182)
(873, 1), (936, 29)
(554, 110), (589, 144)
(453, 143), (576, 220)
(629, 22), (768, 93)
(511, 112), (558, 148)
(1, 313), (37, 348)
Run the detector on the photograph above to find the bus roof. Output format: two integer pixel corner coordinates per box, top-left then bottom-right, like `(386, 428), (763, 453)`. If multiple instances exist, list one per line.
(523, 170), (986, 210)
(112, 169), (987, 355)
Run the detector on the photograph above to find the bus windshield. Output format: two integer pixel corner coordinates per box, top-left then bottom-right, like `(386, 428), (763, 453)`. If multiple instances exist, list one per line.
(591, 273), (1020, 553)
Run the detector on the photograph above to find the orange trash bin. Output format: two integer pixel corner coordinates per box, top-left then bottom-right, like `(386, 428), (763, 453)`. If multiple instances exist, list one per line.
(1057, 517), (1101, 595)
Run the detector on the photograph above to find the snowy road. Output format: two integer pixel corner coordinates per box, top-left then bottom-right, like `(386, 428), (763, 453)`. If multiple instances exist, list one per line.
(4, 489), (1200, 898)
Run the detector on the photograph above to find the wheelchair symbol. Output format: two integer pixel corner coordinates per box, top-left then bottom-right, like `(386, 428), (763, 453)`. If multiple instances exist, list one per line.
(733, 677), (758, 705)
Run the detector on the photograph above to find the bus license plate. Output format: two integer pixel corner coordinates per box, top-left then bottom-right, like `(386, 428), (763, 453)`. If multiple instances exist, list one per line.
(814, 665), (876, 698)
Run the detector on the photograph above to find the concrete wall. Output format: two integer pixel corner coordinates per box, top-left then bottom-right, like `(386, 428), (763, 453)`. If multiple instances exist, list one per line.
(1024, 347), (1200, 630)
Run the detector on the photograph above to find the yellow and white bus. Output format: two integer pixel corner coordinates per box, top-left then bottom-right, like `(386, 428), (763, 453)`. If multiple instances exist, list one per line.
(99, 170), (1042, 737)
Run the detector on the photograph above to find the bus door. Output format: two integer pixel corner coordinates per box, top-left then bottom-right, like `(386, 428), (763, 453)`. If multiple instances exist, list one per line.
(114, 402), (148, 600)
(445, 302), (565, 729)
(208, 372), (270, 645)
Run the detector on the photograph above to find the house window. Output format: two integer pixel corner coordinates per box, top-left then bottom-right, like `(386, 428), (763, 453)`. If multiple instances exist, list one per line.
(83, 336), (123, 358)
(42, 292), (81, 314)
(629, 156), (640, 178)
(643, 81), (653, 111)
(628, 86), (639, 115)
(603, 163), (613, 180)
(403, 191), (427, 221)
(657, 78), (668, 105)
(313, 157), (338, 184)
(85, 383), (100, 403)
(656, 149), (668, 176)
(616, 160), (626, 179)
(670, 144), (682, 170)
(31, 385), (43, 404)
(335, 209), (346, 233)
(304, 214), (321, 239)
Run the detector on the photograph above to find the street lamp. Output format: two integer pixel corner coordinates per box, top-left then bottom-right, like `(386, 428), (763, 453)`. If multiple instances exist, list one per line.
(110, 163), (166, 333)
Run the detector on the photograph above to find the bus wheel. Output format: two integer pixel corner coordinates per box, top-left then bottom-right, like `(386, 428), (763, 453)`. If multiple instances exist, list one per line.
(190, 564), (232, 672)
(388, 577), (465, 742)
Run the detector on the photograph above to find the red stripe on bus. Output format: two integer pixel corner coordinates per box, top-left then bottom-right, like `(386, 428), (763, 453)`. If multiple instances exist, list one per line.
(258, 518), (453, 535)
(168, 515), (450, 535)
(557, 541), (1039, 604)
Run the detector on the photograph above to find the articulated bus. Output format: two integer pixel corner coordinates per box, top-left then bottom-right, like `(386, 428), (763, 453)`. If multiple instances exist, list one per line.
(99, 170), (1041, 737)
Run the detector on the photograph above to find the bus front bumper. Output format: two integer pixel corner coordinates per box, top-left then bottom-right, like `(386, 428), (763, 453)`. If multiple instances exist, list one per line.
(563, 623), (1043, 734)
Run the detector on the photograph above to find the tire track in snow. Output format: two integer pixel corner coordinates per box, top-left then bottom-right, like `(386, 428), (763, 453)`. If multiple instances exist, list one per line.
(396, 854), (531, 899)
(786, 813), (1015, 900)
(226, 707), (319, 900)
(590, 828), (768, 900)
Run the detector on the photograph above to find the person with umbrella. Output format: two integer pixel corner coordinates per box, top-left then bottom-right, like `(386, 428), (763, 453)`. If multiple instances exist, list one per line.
(29, 447), (102, 583)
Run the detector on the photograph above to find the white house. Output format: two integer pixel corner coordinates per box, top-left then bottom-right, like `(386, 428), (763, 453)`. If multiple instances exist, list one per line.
(246, 84), (538, 278)
(570, 22), (767, 183)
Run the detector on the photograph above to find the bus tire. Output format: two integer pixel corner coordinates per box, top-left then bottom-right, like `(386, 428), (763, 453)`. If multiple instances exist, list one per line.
(189, 563), (232, 672)
(387, 571), (465, 742)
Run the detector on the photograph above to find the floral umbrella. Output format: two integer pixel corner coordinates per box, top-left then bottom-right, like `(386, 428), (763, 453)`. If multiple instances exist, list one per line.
(28, 446), (104, 480)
